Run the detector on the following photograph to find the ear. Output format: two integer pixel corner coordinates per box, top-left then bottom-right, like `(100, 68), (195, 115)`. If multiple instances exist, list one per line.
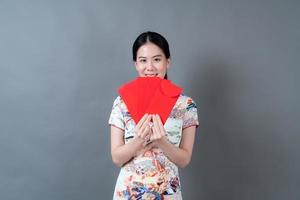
(166, 58), (171, 70)
(134, 61), (138, 70)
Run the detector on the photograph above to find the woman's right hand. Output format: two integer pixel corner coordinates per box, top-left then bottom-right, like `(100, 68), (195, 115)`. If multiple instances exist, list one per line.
(135, 114), (152, 144)
(133, 114), (155, 157)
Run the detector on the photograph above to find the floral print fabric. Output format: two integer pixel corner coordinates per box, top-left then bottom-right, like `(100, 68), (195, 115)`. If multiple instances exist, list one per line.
(108, 95), (199, 199)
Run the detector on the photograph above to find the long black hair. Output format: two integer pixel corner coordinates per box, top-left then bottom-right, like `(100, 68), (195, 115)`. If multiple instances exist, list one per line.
(132, 31), (170, 79)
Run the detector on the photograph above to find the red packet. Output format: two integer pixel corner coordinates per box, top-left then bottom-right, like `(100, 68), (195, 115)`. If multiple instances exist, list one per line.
(118, 77), (182, 125)
(146, 79), (182, 124)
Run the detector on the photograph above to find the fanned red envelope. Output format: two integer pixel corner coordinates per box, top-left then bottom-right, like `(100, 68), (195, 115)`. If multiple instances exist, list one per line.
(118, 77), (182, 125)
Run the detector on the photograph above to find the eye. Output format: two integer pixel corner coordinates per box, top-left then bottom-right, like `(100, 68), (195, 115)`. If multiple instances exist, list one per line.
(139, 59), (146, 63)
(154, 58), (161, 62)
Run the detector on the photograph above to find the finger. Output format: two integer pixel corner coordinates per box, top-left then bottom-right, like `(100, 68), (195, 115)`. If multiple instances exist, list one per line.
(144, 134), (150, 142)
(151, 117), (160, 140)
(155, 114), (165, 135)
(140, 114), (152, 133)
(136, 117), (148, 138)
(136, 114), (148, 129)
(141, 125), (151, 139)
(137, 114), (151, 135)
(142, 127), (150, 139)
(152, 115), (161, 134)
(154, 115), (165, 139)
(145, 114), (152, 126)
(150, 132), (156, 141)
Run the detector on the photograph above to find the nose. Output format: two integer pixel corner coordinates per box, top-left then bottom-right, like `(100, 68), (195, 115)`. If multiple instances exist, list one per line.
(146, 61), (155, 70)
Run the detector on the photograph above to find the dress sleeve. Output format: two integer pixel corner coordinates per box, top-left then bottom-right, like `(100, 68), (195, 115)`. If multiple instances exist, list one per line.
(182, 97), (199, 129)
(108, 96), (125, 130)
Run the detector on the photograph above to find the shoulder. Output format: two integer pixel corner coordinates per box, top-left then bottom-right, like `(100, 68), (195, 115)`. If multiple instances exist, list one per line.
(112, 96), (128, 111)
(178, 94), (197, 106)
(112, 96), (123, 106)
(175, 94), (198, 113)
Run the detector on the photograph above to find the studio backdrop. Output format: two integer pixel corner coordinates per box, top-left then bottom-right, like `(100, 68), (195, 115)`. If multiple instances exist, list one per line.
(0, 0), (299, 200)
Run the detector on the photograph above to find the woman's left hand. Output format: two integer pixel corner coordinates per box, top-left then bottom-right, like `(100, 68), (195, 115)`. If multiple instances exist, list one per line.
(150, 114), (168, 145)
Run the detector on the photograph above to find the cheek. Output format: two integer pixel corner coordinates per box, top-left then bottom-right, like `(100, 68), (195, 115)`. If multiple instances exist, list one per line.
(157, 63), (168, 72)
(136, 65), (146, 75)
(135, 64), (143, 71)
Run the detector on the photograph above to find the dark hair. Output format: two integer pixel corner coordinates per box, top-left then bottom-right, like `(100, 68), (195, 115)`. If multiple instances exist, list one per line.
(132, 31), (170, 79)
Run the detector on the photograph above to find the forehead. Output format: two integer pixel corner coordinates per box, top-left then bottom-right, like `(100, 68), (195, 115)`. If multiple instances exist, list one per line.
(137, 42), (164, 57)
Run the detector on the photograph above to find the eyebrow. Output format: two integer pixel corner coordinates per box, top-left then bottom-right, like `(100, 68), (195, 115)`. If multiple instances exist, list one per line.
(137, 54), (163, 59)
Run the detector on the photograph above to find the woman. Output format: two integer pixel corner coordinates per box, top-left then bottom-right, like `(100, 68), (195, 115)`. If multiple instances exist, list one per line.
(108, 31), (199, 199)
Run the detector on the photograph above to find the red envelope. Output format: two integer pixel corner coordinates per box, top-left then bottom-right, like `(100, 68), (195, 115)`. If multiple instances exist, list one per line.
(118, 77), (182, 125)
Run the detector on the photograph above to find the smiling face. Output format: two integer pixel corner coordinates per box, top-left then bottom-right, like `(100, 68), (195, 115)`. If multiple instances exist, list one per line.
(134, 42), (170, 78)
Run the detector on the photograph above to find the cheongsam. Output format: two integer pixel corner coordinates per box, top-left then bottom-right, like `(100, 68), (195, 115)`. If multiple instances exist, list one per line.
(108, 94), (199, 200)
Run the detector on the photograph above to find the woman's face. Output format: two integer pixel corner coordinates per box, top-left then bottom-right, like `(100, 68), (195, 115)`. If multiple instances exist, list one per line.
(134, 42), (170, 78)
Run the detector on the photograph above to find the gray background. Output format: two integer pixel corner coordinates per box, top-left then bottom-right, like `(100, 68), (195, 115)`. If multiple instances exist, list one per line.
(0, 0), (299, 199)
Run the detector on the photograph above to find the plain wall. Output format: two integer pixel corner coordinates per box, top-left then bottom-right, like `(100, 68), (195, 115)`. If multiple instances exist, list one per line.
(0, 0), (299, 199)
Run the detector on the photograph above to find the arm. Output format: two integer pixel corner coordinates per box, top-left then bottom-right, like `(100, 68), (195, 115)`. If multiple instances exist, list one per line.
(110, 114), (152, 167)
(151, 114), (197, 168)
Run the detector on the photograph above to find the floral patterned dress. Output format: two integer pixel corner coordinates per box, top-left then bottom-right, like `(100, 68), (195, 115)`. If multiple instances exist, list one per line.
(108, 94), (199, 200)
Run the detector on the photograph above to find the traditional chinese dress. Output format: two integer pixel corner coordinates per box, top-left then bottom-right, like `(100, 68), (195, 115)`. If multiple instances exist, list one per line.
(109, 95), (199, 200)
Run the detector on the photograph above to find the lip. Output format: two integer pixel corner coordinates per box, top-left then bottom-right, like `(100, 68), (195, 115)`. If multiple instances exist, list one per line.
(145, 74), (158, 77)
